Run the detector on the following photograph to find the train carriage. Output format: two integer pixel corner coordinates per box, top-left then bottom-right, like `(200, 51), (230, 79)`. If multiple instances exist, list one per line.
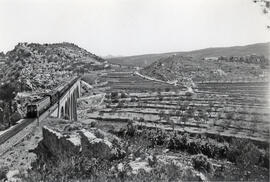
(45, 90), (59, 105)
(26, 96), (50, 118)
(26, 76), (80, 118)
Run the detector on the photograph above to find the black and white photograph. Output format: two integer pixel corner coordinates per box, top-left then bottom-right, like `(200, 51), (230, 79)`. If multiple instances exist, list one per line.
(0, 0), (269, 181)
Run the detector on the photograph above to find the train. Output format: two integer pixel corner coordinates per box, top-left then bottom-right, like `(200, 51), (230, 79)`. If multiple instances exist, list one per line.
(26, 76), (80, 118)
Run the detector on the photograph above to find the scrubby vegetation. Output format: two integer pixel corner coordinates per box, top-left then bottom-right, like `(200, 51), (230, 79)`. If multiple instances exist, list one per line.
(21, 123), (269, 181)
(140, 53), (269, 84)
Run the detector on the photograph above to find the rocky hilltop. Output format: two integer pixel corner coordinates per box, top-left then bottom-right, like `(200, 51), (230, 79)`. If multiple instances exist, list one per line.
(0, 42), (107, 91)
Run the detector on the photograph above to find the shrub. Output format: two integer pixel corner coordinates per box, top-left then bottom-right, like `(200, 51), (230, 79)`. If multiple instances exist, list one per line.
(165, 87), (170, 92)
(198, 109), (207, 123)
(226, 138), (266, 169)
(138, 117), (145, 125)
(10, 112), (22, 125)
(225, 112), (234, 120)
(111, 92), (118, 99)
(25, 155), (112, 181)
(217, 112), (222, 119)
(185, 91), (193, 97)
(167, 134), (188, 150)
(153, 130), (166, 146)
(148, 154), (158, 167)
(126, 120), (135, 137)
(187, 139), (201, 154)
(182, 115), (188, 125)
(90, 121), (97, 128)
(120, 92), (128, 98)
(130, 97), (137, 102)
(236, 142), (261, 169)
(186, 107), (195, 117)
(259, 149), (269, 169)
(0, 167), (8, 181)
(192, 154), (213, 173)
(223, 119), (231, 129)
(117, 100), (124, 108)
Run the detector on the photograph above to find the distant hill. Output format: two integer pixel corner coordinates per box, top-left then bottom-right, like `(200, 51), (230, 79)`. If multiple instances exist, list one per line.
(140, 53), (269, 84)
(107, 42), (270, 67)
(0, 42), (107, 92)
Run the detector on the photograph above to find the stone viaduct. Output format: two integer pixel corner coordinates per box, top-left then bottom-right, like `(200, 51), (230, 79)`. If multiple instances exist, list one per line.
(51, 78), (81, 121)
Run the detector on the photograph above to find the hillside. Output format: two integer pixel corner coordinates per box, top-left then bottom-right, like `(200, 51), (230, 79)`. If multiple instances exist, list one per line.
(0, 42), (107, 91)
(140, 54), (269, 84)
(107, 42), (270, 67)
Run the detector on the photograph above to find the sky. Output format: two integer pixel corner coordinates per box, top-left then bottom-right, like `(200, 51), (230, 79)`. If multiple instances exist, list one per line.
(0, 0), (269, 56)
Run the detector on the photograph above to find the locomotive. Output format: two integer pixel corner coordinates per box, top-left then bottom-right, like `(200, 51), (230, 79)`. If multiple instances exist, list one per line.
(26, 76), (80, 118)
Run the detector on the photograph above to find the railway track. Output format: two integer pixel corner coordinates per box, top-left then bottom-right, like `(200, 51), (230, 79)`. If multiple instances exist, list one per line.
(0, 101), (59, 152)
(0, 118), (35, 145)
(0, 104), (59, 155)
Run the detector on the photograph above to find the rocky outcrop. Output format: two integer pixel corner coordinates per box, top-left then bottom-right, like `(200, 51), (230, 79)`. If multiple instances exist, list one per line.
(33, 119), (125, 162)
(1, 42), (107, 93)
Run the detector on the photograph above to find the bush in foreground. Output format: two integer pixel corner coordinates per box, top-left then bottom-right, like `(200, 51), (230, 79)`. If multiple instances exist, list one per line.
(192, 154), (213, 173)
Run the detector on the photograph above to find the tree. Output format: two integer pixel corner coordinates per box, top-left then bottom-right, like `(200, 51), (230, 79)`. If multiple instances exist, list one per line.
(126, 120), (135, 137)
(156, 110), (165, 129)
(111, 92), (118, 100)
(165, 87), (171, 92)
(0, 84), (16, 102)
(224, 119), (232, 129)
(158, 94), (163, 101)
(117, 100), (124, 108)
(186, 107), (194, 118)
(159, 110), (165, 122)
(180, 101), (189, 115)
(206, 102), (214, 118)
(164, 114), (175, 131)
(182, 114), (188, 130)
(225, 112), (234, 120)
(175, 110), (182, 125)
(0, 84), (16, 127)
(198, 109), (208, 124)
(250, 115), (259, 134)
(253, 0), (270, 29)
(99, 111), (104, 117)
(139, 117), (145, 127)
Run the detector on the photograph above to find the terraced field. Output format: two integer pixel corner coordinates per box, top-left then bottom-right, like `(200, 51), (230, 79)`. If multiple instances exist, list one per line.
(98, 71), (185, 92)
(84, 71), (270, 145)
(196, 82), (269, 96)
(75, 70), (270, 181)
